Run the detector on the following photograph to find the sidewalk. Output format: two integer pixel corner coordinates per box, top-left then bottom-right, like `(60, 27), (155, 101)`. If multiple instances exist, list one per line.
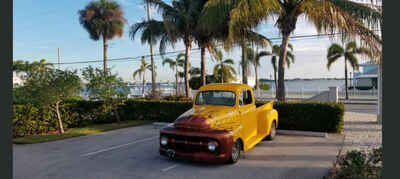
(341, 112), (382, 152)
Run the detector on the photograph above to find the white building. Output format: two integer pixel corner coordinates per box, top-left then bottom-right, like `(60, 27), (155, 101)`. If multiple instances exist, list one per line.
(13, 72), (24, 87)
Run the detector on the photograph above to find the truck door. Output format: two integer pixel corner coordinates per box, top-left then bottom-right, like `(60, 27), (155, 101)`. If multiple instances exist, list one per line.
(238, 89), (257, 144)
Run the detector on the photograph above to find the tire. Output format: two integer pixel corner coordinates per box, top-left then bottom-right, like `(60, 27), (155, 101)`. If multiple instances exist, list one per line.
(227, 140), (241, 164)
(266, 121), (276, 141)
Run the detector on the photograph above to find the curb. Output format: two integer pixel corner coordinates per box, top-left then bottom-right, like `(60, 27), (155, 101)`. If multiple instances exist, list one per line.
(153, 122), (328, 138)
(153, 122), (172, 128)
(342, 102), (377, 105)
(277, 129), (328, 138)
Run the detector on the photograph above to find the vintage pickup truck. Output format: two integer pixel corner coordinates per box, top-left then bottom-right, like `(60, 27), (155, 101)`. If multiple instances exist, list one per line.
(159, 83), (278, 163)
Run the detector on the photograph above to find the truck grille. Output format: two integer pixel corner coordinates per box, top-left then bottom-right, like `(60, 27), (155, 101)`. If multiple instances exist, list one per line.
(162, 134), (218, 153)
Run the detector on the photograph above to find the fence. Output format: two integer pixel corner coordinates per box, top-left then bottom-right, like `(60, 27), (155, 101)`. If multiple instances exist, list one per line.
(122, 85), (378, 101)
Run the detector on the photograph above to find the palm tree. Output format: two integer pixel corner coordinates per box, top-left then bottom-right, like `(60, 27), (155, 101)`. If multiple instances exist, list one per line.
(213, 50), (236, 83)
(194, 31), (217, 87)
(247, 47), (271, 90)
(327, 41), (372, 100)
(203, 0), (382, 101)
(162, 53), (185, 96)
(78, 0), (126, 72)
(270, 44), (294, 92)
(133, 57), (151, 95)
(199, 0), (271, 85)
(139, 0), (209, 98)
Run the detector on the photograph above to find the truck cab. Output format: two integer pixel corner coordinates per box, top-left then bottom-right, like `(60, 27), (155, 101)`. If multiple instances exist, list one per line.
(159, 83), (278, 163)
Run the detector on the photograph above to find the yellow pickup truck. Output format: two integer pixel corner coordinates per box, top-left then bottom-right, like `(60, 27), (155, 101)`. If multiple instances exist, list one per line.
(159, 83), (278, 163)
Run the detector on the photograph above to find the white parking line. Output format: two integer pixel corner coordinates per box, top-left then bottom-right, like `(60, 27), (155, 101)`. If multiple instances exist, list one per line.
(80, 136), (158, 157)
(161, 164), (179, 172)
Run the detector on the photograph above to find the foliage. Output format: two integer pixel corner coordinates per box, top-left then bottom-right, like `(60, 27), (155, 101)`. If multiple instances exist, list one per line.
(259, 83), (271, 91)
(78, 0), (126, 71)
(12, 59), (54, 81)
(13, 120), (150, 144)
(326, 147), (382, 179)
(189, 74), (217, 90)
(15, 65), (81, 134)
(213, 50), (237, 83)
(260, 101), (345, 133)
(81, 66), (129, 122)
(14, 99), (346, 137)
(203, 0), (381, 101)
(78, 0), (125, 41)
(13, 103), (80, 137)
(327, 41), (372, 99)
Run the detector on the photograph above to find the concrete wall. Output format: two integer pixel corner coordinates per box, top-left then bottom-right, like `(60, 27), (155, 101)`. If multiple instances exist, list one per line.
(303, 87), (338, 103)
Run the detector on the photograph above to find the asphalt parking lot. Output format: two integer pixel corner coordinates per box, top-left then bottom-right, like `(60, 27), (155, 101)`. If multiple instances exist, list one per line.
(14, 124), (344, 179)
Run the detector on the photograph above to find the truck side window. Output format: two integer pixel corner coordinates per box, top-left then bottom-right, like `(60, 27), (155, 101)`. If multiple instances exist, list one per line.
(244, 90), (252, 104)
(239, 90), (252, 105)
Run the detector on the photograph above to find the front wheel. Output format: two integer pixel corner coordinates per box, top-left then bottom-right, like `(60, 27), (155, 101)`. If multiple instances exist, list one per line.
(266, 121), (276, 141)
(227, 140), (241, 164)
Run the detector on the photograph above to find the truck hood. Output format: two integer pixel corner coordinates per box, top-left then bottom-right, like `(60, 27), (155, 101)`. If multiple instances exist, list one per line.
(174, 105), (234, 130)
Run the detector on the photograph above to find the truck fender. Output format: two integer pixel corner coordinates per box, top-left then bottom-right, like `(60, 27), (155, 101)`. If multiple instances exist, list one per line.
(265, 109), (278, 135)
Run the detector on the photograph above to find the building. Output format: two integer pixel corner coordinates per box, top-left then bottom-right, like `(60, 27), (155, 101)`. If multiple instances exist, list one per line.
(13, 72), (24, 87)
(352, 62), (378, 90)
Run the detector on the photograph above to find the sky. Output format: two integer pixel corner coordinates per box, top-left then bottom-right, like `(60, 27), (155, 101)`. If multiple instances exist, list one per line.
(13, 0), (377, 82)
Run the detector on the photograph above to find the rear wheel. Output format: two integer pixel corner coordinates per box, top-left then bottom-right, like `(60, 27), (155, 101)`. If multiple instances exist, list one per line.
(227, 140), (241, 164)
(266, 121), (276, 141)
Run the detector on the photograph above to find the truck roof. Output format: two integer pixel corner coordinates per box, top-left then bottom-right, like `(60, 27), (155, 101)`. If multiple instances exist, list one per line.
(198, 83), (252, 92)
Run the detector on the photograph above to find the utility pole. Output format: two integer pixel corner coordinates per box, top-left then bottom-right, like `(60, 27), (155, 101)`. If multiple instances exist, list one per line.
(145, 0), (156, 97)
(57, 48), (61, 70)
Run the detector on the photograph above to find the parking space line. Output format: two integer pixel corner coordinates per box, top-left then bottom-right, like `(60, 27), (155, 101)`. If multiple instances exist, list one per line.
(80, 136), (158, 157)
(161, 164), (179, 172)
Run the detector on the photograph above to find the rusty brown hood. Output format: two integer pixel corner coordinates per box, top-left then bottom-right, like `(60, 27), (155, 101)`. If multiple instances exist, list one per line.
(174, 105), (234, 130)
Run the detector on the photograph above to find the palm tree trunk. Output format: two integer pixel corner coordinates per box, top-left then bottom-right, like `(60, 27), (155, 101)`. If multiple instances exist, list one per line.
(274, 69), (278, 96)
(142, 73), (145, 96)
(277, 34), (290, 101)
(103, 36), (108, 73)
(55, 101), (64, 134)
(184, 38), (192, 98)
(146, 0), (156, 98)
(345, 58), (349, 100)
(175, 66), (178, 96)
(255, 65), (259, 90)
(241, 42), (248, 84)
(200, 47), (206, 86)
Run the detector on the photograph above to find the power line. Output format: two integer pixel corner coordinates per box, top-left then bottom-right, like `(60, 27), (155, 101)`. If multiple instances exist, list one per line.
(15, 30), (380, 65)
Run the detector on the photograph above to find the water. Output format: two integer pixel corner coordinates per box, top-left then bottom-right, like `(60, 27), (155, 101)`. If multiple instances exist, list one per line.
(267, 79), (346, 92)
(127, 79), (346, 96)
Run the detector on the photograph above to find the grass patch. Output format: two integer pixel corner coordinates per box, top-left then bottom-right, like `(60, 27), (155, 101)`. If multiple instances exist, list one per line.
(13, 120), (152, 144)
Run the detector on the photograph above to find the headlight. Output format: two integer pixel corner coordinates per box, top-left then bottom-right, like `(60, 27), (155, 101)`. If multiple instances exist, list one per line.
(208, 141), (217, 151)
(160, 136), (168, 145)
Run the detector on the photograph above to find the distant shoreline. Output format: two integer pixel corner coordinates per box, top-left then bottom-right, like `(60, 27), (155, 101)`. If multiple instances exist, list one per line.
(259, 78), (346, 82)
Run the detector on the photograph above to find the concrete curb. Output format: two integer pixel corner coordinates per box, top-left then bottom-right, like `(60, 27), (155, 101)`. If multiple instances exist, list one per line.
(277, 129), (328, 138)
(153, 122), (328, 138)
(153, 122), (172, 128)
(342, 102), (377, 105)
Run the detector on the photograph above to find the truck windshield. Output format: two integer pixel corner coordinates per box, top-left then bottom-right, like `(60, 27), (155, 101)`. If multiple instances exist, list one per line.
(195, 91), (236, 106)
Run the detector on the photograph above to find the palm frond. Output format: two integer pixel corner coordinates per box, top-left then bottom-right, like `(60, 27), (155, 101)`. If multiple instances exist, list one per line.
(345, 53), (360, 70)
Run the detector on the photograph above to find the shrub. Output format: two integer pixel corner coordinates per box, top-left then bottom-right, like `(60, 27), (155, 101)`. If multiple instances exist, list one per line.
(325, 147), (382, 179)
(13, 100), (344, 137)
(264, 101), (345, 133)
(259, 83), (271, 91)
(119, 100), (192, 122)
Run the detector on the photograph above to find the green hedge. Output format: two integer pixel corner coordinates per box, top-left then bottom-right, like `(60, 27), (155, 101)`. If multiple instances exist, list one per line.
(13, 100), (344, 137)
(270, 102), (344, 133)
